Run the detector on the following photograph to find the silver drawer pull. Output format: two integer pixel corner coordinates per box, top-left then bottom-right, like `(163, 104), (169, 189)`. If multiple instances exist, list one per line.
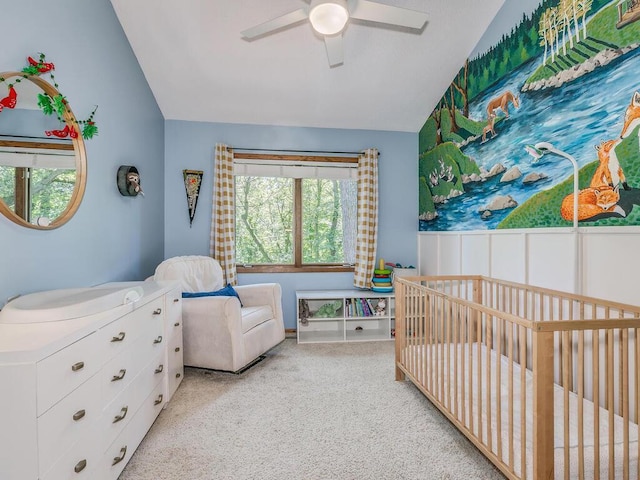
(111, 369), (126, 381)
(112, 446), (127, 466)
(72, 409), (86, 421)
(153, 335), (163, 344)
(176, 373), (181, 379)
(154, 394), (164, 405)
(174, 347), (180, 353)
(71, 361), (85, 372)
(173, 298), (179, 303)
(74, 459), (87, 473)
(112, 406), (128, 423)
(154, 364), (164, 374)
(174, 322), (180, 327)
(111, 332), (126, 342)
(153, 308), (162, 315)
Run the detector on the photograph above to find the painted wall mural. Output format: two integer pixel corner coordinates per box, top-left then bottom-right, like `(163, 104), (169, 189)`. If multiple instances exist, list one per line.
(418, 0), (640, 231)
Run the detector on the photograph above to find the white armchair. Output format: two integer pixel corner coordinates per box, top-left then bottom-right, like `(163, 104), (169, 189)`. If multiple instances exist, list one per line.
(153, 255), (285, 372)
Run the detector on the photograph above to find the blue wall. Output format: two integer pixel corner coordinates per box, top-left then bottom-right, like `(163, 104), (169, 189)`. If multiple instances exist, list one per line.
(164, 121), (418, 328)
(0, 0), (165, 307)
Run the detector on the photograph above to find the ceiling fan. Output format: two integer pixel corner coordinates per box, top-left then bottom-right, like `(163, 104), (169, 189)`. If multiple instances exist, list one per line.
(240, 0), (428, 67)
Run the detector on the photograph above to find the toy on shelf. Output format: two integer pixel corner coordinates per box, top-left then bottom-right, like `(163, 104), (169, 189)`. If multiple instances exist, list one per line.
(371, 258), (393, 293)
(374, 298), (387, 315)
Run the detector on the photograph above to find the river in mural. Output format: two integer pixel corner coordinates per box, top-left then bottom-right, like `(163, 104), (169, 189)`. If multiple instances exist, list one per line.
(420, 39), (640, 231)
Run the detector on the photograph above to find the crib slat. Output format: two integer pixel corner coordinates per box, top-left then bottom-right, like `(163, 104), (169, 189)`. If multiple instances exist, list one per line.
(578, 330), (585, 480)
(453, 302), (458, 420)
(461, 303), (467, 429)
(467, 302), (472, 434)
(622, 328), (629, 480)
(477, 309), (483, 444)
(562, 330), (570, 480)
(607, 328), (614, 480)
(486, 312), (493, 453)
(446, 298), (451, 411)
(506, 321), (514, 472)
(593, 327), (601, 480)
(439, 295), (444, 404)
(496, 316), (503, 463)
(636, 328), (640, 480)
(520, 325), (527, 479)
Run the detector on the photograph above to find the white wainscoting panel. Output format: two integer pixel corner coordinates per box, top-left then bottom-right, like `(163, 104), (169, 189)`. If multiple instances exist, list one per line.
(527, 230), (577, 293)
(418, 228), (640, 308)
(460, 234), (490, 276)
(489, 233), (526, 283)
(582, 230), (640, 306)
(438, 234), (461, 275)
(418, 234), (440, 275)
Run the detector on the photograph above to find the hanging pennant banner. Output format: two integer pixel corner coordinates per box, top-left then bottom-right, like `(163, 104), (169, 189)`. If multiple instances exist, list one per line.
(183, 169), (203, 227)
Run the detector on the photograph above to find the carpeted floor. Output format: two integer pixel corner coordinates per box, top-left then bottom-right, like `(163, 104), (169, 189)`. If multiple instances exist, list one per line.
(119, 339), (504, 480)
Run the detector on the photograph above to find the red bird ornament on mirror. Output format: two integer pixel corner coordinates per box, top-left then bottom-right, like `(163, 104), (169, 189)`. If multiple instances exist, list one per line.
(45, 124), (77, 139)
(28, 56), (54, 73)
(0, 86), (17, 112)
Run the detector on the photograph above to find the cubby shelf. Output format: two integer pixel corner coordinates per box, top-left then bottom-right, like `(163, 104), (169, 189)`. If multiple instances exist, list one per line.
(296, 289), (395, 344)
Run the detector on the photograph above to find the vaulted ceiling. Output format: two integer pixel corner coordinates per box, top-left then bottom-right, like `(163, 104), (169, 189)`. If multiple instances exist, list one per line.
(110, 0), (504, 132)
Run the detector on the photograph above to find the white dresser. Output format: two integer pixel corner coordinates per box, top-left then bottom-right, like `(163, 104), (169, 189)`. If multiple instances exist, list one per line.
(0, 280), (184, 480)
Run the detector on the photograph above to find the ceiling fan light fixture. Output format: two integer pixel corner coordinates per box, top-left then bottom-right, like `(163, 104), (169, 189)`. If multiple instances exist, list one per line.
(309, 0), (349, 36)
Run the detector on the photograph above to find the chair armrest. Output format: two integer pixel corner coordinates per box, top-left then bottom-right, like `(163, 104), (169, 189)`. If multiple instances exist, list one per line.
(235, 283), (283, 325)
(182, 296), (243, 336)
(181, 295), (246, 371)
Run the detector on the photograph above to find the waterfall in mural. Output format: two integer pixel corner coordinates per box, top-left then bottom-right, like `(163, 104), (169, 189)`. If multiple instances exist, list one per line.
(418, 0), (640, 231)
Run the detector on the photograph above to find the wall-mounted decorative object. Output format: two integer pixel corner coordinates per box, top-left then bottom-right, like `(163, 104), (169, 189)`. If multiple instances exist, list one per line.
(117, 165), (144, 197)
(1, 53), (99, 140)
(418, 0), (640, 231)
(0, 53), (98, 230)
(183, 169), (203, 227)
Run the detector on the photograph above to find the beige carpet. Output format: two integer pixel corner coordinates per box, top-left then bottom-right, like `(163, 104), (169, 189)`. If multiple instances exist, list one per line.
(119, 339), (504, 480)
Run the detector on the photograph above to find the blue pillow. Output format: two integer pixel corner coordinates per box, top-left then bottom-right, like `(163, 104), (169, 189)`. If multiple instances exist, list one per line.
(182, 284), (243, 305)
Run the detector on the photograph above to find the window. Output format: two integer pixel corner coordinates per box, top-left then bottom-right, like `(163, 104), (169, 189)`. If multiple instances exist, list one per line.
(234, 155), (357, 272)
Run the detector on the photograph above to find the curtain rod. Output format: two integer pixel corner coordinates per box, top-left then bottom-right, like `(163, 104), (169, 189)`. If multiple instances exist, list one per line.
(229, 147), (380, 157)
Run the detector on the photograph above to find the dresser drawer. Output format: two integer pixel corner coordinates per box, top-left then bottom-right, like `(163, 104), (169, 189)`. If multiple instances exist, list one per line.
(101, 342), (137, 410)
(136, 316), (166, 368)
(166, 330), (184, 401)
(37, 332), (101, 416)
(130, 296), (164, 329)
(99, 310), (146, 364)
(101, 348), (165, 451)
(37, 373), (101, 476)
(40, 425), (101, 480)
(102, 381), (165, 480)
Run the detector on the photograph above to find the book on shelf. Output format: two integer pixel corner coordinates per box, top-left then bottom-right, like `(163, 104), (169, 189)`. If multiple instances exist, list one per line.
(360, 298), (372, 316)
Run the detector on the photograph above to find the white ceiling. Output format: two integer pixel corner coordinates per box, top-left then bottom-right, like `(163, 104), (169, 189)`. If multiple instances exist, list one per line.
(110, 0), (504, 133)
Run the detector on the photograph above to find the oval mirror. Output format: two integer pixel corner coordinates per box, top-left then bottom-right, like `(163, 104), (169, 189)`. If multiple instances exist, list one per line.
(0, 71), (86, 230)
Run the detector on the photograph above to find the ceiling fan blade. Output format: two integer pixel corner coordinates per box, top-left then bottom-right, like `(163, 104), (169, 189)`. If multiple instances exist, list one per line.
(349, 0), (427, 30)
(241, 8), (309, 40)
(324, 34), (344, 67)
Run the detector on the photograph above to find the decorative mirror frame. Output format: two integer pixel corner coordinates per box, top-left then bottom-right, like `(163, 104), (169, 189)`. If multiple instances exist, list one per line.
(0, 71), (87, 230)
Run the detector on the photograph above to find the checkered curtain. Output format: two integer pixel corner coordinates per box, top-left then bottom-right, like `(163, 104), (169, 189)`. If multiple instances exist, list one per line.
(210, 143), (237, 285)
(353, 148), (379, 288)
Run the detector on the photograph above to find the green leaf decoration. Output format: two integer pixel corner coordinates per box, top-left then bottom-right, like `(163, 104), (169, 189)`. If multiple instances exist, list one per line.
(21, 65), (39, 76)
(52, 94), (67, 116)
(82, 122), (98, 139)
(37, 93), (54, 115)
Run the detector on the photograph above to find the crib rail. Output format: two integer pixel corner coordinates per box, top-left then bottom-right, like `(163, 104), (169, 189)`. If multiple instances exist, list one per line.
(395, 276), (640, 480)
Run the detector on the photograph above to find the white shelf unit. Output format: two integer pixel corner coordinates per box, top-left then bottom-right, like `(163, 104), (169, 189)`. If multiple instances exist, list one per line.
(296, 289), (395, 344)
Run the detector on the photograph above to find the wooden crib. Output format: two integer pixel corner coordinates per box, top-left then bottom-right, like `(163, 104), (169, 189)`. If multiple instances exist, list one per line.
(394, 275), (640, 479)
